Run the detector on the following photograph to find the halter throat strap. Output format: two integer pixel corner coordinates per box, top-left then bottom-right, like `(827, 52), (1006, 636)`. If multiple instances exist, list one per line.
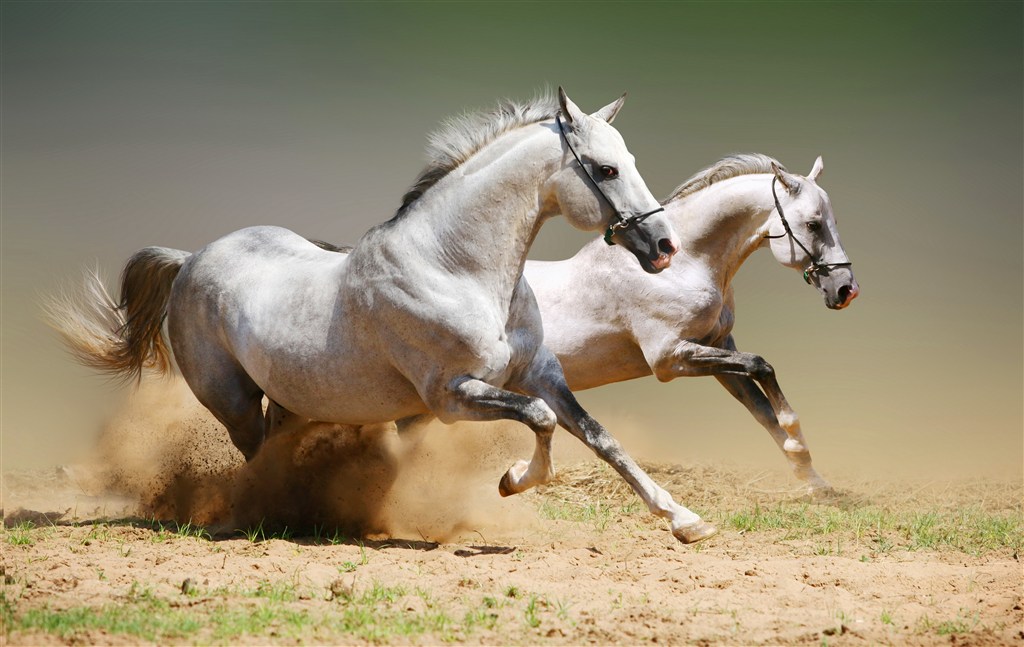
(766, 175), (852, 284)
(556, 114), (664, 245)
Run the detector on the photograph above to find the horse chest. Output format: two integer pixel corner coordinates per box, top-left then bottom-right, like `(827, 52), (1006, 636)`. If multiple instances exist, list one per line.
(686, 288), (737, 347)
(702, 306), (736, 347)
(663, 282), (725, 340)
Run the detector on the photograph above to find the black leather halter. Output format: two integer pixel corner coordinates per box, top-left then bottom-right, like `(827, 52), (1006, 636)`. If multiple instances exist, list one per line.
(766, 176), (852, 284)
(556, 115), (664, 245)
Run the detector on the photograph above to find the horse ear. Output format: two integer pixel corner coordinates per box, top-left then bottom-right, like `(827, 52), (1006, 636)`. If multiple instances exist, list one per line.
(591, 93), (627, 124)
(772, 161), (800, 193)
(808, 155), (824, 181)
(558, 86), (586, 126)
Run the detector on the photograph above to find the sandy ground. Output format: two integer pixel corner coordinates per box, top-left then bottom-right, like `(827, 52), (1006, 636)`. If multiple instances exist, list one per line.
(3, 382), (1022, 645)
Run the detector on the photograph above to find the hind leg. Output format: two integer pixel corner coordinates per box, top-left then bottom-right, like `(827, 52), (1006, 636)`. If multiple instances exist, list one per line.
(168, 284), (273, 460)
(173, 345), (267, 461)
(193, 381), (266, 461)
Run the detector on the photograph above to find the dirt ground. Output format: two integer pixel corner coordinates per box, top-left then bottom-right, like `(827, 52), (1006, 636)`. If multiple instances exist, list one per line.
(3, 383), (1022, 645)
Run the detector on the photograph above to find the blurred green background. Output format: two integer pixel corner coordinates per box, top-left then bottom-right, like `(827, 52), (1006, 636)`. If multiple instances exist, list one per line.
(3, 2), (1021, 479)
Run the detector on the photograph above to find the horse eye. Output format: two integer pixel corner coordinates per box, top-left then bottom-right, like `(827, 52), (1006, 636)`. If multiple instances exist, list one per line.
(599, 165), (618, 179)
(806, 221), (822, 232)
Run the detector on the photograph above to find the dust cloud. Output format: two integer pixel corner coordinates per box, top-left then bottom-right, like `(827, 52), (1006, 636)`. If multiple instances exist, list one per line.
(79, 378), (545, 542)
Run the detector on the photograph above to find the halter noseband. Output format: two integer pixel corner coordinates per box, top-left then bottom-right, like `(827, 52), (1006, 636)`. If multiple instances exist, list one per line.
(556, 114), (664, 245)
(766, 175), (852, 284)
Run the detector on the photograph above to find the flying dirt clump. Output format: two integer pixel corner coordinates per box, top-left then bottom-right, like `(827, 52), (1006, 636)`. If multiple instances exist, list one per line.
(83, 378), (539, 541)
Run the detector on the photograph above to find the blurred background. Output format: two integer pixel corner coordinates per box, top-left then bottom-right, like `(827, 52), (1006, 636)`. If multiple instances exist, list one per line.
(3, 2), (1021, 480)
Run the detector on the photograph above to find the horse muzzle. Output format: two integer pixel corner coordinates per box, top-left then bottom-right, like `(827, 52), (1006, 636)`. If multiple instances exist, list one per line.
(819, 274), (859, 310)
(609, 215), (679, 274)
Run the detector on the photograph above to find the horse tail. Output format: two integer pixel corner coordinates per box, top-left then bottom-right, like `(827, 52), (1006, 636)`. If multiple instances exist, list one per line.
(45, 247), (191, 382)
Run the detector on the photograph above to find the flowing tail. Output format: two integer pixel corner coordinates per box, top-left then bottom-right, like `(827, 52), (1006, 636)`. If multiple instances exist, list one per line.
(45, 247), (191, 382)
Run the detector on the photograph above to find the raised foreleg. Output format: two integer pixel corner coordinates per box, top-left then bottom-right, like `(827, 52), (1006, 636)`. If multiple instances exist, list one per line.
(650, 337), (807, 451)
(173, 337), (267, 461)
(512, 349), (717, 544)
(650, 335), (831, 494)
(430, 376), (558, 494)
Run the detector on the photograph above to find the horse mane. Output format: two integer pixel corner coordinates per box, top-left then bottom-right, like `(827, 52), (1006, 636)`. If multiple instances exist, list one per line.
(308, 239), (353, 253)
(663, 153), (784, 204)
(394, 93), (559, 217)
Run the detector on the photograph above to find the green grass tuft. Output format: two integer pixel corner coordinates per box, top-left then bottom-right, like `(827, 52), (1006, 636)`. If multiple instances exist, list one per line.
(4, 522), (36, 546)
(721, 501), (1022, 555)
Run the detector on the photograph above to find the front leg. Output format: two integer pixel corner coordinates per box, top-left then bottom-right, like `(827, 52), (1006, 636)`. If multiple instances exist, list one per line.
(714, 373), (832, 495)
(652, 335), (831, 495)
(512, 348), (717, 544)
(431, 376), (557, 495)
(650, 337), (806, 452)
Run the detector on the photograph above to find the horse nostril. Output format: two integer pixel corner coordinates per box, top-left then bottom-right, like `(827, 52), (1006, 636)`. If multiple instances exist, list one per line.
(838, 284), (858, 305)
(658, 238), (677, 257)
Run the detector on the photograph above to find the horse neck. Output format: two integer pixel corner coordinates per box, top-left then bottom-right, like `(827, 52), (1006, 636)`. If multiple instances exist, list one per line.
(394, 125), (557, 299)
(668, 173), (777, 288)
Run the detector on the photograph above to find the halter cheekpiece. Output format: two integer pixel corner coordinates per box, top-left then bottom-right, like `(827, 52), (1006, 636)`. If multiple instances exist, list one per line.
(556, 114), (664, 245)
(766, 175), (852, 284)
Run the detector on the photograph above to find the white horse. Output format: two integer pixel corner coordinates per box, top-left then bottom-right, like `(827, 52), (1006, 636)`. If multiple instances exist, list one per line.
(526, 154), (859, 495)
(50, 89), (722, 544)
(310, 153), (857, 526)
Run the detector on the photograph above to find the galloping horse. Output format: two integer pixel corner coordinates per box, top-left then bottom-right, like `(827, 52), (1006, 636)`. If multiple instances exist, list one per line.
(50, 89), (721, 544)
(527, 154), (858, 495)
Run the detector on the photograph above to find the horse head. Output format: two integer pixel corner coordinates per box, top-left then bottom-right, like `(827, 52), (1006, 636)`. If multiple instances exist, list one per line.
(552, 87), (678, 274)
(766, 156), (859, 309)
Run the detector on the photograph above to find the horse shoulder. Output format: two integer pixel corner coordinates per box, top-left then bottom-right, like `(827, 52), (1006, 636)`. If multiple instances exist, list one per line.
(349, 245), (520, 388)
(529, 256), (623, 342)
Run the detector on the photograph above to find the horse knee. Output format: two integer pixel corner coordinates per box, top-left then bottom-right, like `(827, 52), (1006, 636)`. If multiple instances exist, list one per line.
(650, 356), (684, 382)
(750, 356), (775, 381)
(524, 399), (557, 434)
(582, 425), (622, 457)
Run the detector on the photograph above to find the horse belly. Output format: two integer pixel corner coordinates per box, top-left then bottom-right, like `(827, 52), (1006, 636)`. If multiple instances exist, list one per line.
(263, 356), (427, 424)
(237, 297), (429, 424)
(547, 328), (653, 390)
(170, 230), (428, 426)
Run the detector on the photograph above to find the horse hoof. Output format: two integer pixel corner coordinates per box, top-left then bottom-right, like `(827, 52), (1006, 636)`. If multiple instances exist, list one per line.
(673, 520), (718, 544)
(808, 484), (837, 501)
(498, 460), (531, 498)
(498, 471), (516, 498)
